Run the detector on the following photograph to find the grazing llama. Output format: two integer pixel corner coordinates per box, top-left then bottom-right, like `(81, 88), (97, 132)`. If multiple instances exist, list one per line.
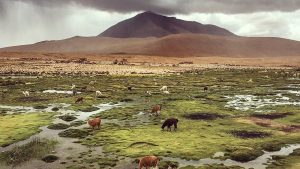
(138, 156), (159, 169)
(146, 91), (152, 96)
(88, 117), (101, 129)
(95, 90), (102, 97)
(150, 105), (162, 116)
(204, 86), (208, 92)
(163, 90), (170, 94)
(75, 97), (84, 103)
(22, 91), (30, 97)
(162, 118), (179, 131)
(160, 86), (168, 91)
(71, 84), (76, 90)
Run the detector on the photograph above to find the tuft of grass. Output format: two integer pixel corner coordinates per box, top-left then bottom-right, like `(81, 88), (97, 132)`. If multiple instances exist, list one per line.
(47, 123), (70, 130)
(58, 129), (90, 138)
(33, 105), (48, 110)
(228, 148), (264, 162)
(0, 138), (57, 167)
(78, 106), (99, 112)
(58, 114), (77, 122)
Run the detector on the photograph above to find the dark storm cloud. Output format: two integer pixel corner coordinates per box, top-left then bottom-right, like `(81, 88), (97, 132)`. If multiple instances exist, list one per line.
(4, 0), (300, 14)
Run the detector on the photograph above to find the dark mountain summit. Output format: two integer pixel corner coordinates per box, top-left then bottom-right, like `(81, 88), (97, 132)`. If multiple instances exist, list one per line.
(99, 11), (235, 38)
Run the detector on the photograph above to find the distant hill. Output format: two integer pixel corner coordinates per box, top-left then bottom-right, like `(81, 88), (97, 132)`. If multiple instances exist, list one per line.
(99, 11), (235, 38)
(1, 11), (300, 58)
(2, 34), (300, 58)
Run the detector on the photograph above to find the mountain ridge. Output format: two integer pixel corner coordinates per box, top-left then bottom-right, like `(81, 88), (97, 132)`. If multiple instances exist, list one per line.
(2, 33), (300, 58)
(99, 11), (235, 38)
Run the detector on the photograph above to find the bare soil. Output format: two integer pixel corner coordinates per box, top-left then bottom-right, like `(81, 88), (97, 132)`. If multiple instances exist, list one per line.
(0, 52), (299, 75)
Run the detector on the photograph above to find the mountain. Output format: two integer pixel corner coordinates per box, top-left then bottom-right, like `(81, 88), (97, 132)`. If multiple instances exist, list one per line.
(99, 11), (235, 38)
(1, 11), (300, 58)
(2, 34), (300, 57)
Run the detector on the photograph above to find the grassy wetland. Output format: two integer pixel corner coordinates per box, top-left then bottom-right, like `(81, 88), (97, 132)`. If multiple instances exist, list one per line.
(0, 68), (300, 169)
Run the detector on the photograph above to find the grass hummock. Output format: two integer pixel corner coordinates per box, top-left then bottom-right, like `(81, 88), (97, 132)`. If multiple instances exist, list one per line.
(0, 138), (57, 167)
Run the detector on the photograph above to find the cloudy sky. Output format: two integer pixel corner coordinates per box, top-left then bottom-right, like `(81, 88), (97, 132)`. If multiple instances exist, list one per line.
(0, 0), (300, 48)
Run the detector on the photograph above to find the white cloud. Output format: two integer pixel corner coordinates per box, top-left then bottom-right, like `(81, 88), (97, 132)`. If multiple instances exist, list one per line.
(175, 10), (300, 41)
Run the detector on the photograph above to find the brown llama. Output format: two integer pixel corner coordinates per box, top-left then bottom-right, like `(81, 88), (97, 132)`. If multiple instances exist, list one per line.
(150, 104), (162, 116)
(138, 156), (159, 169)
(88, 117), (101, 129)
(75, 97), (84, 103)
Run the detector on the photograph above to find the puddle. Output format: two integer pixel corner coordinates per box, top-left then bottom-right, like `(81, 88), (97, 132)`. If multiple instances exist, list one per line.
(287, 90), (300, 96)
(163, 144), (300, 169)
(286, 84), (300, 88)
(276, 84), (300, 96)
(43, 90), (81, 95)
(0, 103), (71, 114)
(260, 84), (274, 87)
(225, 94), (300, 111)
(76, 103), (122, 121)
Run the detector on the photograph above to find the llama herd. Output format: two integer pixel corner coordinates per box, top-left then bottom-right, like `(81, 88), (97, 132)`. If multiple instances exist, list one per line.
(20, 80), (206, 169)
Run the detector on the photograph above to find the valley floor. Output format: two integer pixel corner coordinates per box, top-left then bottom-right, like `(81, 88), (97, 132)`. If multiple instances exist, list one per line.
(0, 52), (299, 76)
(0, 61), (300, 169)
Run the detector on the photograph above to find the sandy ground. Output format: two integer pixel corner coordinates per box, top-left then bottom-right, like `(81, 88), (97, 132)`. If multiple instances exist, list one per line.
(0, 52), (299, 75)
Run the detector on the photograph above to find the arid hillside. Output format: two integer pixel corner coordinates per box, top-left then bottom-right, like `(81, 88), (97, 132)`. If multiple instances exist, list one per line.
(1, 34), (300, 58)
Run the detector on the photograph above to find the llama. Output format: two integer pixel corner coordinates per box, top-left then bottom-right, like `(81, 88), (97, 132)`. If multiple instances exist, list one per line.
(22, 91), (30, 97)
(138, 156), (159, 169)
(146, 91), (152, 96)
(162, 118), (179, 131)
(71, 84), (76, 90)
(163, 90), (170, 94)
(75, 97), (84, 104)
(160, 86), (168, 91)
(89, 81), (96, 85)
(204, 86), (208, 92)
(95, 90), (102, 97)
(150, 105), (162, 116)
(88, 117), (101, 129)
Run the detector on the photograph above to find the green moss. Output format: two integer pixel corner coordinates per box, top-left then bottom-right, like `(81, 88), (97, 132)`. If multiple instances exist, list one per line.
(81, 99), (300, 160)
(261, 142), (283, 152)
(70, 120), (86, 127)
(159, 160), (179, 169)
(78, 106), (99, 112)
(47, 123), (70, 130)
(58, 114), (77, 122)
(33, 105), (48, 109)
(1, 70), (300, 168)
(229, 148), (264, 162)
(58, 129), (90, 138)
(0, 113), (55, 147)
